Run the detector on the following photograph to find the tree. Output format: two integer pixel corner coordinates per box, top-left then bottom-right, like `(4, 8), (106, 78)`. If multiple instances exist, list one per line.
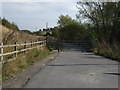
(39, 29), (41, 31)
(43, 28), (46, 31)
(2, 18), (19, 31)
(76, 2), (120, 43)
(57, 15), (74, 27)
(58, 17), (89, 40)
(56, 15), (90, 40)
(52, 27), (59, 38)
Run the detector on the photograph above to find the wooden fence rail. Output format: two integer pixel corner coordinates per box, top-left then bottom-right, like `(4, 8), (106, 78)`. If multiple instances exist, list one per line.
(0, 40), (46, 62)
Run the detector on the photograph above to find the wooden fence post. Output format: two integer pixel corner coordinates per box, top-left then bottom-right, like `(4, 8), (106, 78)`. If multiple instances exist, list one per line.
(24, 42), (26, 53)
(39, 41), (41, 45)
(44, 40), (46, 46)
(37, 40), (39, 46)
(14, 42), (17, 58)
(31, 41), (33, 47)
(0, 43), (3, 61)
(46, 37), (48, 48)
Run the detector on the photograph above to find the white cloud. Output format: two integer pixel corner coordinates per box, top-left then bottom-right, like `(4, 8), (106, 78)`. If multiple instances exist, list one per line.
(2, 0), (120, 2)
(2, 2), (78, 31)
(0, 2), (2, 17)
(64, 2), (77, 11)
(2, 2), (49, 13)
(17, 3), (44, 13)
(2, 0), (78, 2)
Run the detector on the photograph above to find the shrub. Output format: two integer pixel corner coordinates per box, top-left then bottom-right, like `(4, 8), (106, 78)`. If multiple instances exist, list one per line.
(93, 41), (120, 61)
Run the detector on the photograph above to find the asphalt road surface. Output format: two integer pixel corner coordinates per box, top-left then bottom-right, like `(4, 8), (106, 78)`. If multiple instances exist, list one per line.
(24, 43), (118, 88)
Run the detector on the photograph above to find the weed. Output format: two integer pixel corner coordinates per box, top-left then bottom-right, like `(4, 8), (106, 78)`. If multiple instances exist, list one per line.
(93, 41), (120, 61)
(2, 47), (51, 82)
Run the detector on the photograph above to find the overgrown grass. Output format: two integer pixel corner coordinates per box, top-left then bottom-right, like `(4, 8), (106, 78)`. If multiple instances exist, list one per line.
(0, 63), (1, 84)
(0, 78), (1, 84)
(2, 47), (52, 82)
(92, 41), (120, 61)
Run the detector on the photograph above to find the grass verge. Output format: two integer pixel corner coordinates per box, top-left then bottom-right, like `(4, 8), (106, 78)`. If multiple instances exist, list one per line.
(92, 41), (120, 61)
(2, 47), (52, 83)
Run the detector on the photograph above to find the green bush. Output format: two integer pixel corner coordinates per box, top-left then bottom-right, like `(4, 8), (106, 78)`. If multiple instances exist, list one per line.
(93, 42), (120, 61)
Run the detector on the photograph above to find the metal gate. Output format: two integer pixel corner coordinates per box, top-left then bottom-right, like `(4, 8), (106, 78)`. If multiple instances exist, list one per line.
(46, 36), (93, 52)
(60, 40), (93, 52)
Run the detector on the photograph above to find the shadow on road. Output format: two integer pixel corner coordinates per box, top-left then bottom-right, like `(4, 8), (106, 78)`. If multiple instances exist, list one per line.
(103, 73), (120, 76)
(47, 64), (118, 67)
(83, 56), (106, 59)
(61, 43), (89, 52)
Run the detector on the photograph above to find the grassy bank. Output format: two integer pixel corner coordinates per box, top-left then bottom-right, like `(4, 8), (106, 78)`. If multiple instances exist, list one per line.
(93, 41), (120, 61)
(2, 47), (52, 82)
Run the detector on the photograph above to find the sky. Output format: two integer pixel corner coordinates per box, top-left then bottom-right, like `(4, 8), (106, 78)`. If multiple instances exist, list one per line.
(1, 0), (79, 31)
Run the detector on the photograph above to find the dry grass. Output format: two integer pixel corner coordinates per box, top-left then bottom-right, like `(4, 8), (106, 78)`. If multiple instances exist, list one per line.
(2, 47), (51, 82)
(93, 41), (120, 61)
(0, 24), (51, 83)
(0, 25), (10, 36)
(1, 25), (45, 45)
(0, 63), (2, 84)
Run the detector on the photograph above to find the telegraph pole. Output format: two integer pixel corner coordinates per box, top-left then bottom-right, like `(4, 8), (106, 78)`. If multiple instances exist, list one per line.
(35, 26), (37, 31)
(46, 22), (48, 30)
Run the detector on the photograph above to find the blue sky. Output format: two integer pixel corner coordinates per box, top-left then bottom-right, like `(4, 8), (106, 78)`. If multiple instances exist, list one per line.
(1, 1), (79, 31)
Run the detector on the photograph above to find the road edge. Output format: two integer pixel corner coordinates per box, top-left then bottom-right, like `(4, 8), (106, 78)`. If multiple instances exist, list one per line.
(2, 51), (59, 88)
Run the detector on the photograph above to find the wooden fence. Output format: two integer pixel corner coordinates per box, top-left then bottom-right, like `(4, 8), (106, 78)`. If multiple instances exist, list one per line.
(0, 40), (46, 62)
